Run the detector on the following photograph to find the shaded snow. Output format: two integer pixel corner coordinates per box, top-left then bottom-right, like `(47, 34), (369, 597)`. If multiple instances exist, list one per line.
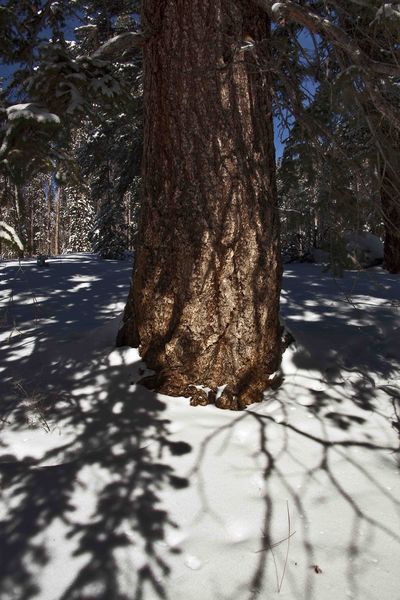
(0, 256), (399, 600)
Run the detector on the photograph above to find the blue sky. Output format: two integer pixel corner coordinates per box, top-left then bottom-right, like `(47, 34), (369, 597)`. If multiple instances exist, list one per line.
(274, 127), (286, 159)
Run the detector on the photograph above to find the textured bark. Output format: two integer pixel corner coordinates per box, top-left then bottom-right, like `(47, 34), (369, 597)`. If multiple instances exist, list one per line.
(118, 0), (282, 410)
(382, 165), (400, 274)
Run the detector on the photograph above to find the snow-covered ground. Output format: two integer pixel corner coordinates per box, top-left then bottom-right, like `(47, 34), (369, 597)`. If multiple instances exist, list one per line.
(0, 255), (399, 600)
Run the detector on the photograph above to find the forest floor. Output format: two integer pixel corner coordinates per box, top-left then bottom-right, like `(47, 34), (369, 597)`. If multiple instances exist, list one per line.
(0, 253), (399, 600)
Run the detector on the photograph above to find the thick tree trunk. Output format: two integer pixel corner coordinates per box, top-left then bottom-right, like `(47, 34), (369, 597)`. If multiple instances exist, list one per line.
(118, 0), (282, 410)
(381, 164), (400, 274)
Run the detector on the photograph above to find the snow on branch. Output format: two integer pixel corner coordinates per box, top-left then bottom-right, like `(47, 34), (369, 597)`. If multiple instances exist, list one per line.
(92, 32), (145, 60)
(0, 221), (24, 252)
(5, 103), (61, 125)
(374, 3), (400, 21)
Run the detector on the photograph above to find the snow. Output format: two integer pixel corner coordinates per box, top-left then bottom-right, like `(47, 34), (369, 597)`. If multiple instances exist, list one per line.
(0, 255), (399, 600)
(0, 221), (24, 252)
(375, 3), (400, 20)
(271, 3), (285, 16)
(6, 103), (61, 125)
(344, 232), (384, 266)
(92, 32), (144, 59)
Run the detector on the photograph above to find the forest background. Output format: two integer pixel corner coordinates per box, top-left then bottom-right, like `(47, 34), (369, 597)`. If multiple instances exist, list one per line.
(1, 0), (398, 276)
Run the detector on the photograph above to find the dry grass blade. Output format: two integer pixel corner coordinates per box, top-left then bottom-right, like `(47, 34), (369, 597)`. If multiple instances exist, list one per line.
(257, 502), (295, 593)
(278, 500), (292, 592)
(255, 530), (296, 553)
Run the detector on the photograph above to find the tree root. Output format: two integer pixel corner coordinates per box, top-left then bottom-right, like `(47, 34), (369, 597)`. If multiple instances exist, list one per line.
(138, 371), (281, 411)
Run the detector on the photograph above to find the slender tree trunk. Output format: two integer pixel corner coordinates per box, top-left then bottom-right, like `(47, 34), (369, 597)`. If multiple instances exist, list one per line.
(14, 185), (26, 258)
(47, 176), (52, 255)
(381, 163), (400, 274)
(127, 192), (132, 250)
(54, 186), (61, 255)
(118, 0), (282, 410)
(26, 193), (34, 256)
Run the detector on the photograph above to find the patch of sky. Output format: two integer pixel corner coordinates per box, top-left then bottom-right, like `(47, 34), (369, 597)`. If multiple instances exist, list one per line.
(273, 28), (320, 158)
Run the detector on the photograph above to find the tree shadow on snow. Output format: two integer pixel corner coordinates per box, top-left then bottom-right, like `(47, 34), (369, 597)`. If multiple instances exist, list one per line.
(0, 254), (134, 426)
(0, 254), (132, 401)
(281, 264), (400, 374)
(190, 396), (399, 600)
(1, 258), (399, 600)
(281, 264), (400, 420)
(0, 347), (192, 600)
(188, 264), (400, 600)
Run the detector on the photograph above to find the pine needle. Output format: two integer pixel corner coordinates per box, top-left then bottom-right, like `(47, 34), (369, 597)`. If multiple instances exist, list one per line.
(278, 501), (292, 593)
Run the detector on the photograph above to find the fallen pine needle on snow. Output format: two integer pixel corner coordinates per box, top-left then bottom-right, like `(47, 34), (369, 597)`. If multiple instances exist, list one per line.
(256, 501), (294, 593)
(255, 529), (297, 553)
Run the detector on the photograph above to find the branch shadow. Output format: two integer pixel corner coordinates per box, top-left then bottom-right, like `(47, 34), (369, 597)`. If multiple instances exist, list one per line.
(0, 333), (192, 600)
(0, 253), (132, 412)
(186, 262), (400, 599)
(189, 383), (399, 600)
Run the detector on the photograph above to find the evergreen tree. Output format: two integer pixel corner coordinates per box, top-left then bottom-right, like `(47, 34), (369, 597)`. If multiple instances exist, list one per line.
(91, 192), (126, 259)
(277, 92), (382, 268)
(70, 0), (143, 258)
(64, 186), (94, 252)
(292, 1), (400, 272)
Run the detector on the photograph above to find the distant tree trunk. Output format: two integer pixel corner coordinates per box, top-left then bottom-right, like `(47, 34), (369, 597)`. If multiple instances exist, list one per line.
(126, 192), (132, 250)
(118, 0), (282, 410)
(27, 193), (34, 256)
(14, 185), (26, 258)
(54, 186), (61, 255)
(47, 176), (52, 255)
(381, 163), (400, 274)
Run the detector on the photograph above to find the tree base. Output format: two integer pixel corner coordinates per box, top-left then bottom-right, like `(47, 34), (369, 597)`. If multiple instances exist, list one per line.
(384, 261), (400, 275)
(139, 370), (283, 411)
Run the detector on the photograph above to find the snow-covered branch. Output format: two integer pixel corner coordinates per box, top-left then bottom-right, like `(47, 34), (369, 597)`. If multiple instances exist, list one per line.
(92, 32), (146, 61)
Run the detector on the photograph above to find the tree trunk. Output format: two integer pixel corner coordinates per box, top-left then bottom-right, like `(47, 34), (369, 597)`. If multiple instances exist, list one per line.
(14, 185), (26, 258)
(47, 176), (52, 256)
(381, 163), (400, 274)
(118, 0), (282, 410)
(27, 193), (34, 256)
(54, 185), (61, 255)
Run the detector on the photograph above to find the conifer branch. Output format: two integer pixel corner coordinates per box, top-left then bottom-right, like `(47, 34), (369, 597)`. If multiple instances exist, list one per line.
(92, 31), (146, 60)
